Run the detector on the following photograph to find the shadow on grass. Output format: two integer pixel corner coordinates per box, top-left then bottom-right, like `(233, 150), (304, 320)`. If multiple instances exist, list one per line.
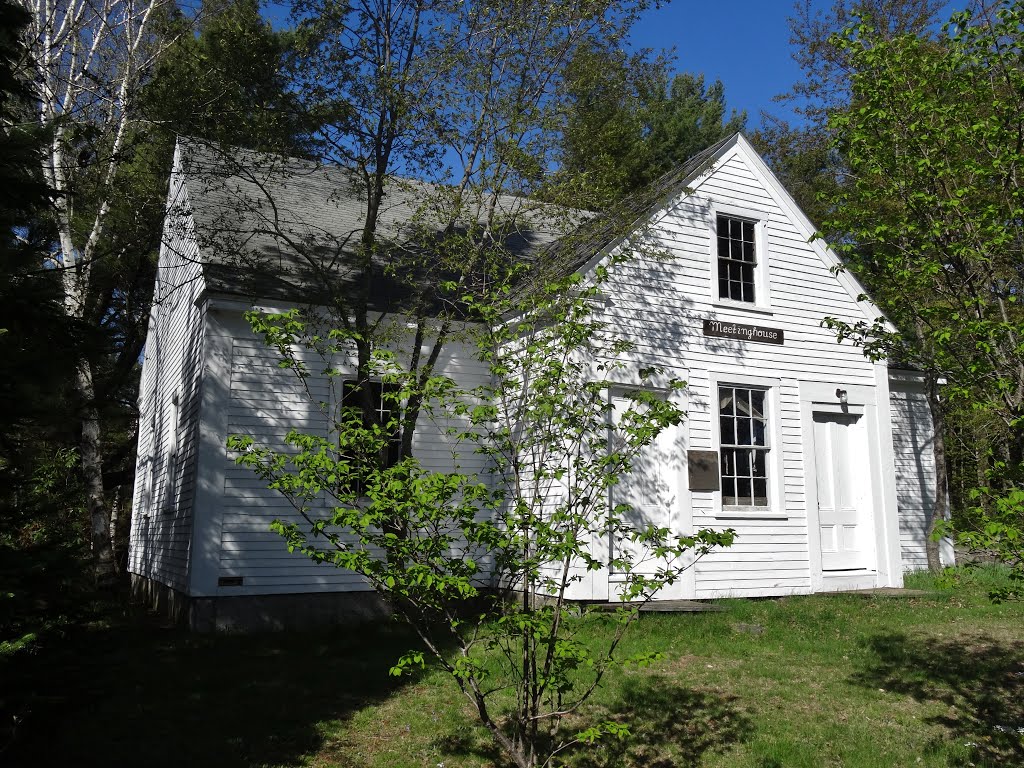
(567, 676), (752, 767)
(2, 599), (429, 768)
(852, 632), (1024, 766)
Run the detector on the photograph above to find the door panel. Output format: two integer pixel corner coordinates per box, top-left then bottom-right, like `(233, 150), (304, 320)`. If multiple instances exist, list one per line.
(814, 413), (872, 570)
(609, 394), (678, 592)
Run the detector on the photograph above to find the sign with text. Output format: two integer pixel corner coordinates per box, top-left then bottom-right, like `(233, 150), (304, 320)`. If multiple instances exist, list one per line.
(703, 318), (784, 345)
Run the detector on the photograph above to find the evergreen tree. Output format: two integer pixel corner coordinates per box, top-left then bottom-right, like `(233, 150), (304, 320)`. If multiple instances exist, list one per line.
(558, 44), (745, 207)
(0, 0), (83, 546)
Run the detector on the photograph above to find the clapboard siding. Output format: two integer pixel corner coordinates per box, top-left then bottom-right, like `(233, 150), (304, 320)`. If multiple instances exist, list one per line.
(215, 324), (492, 595)
(128, 159), (206, 592)
(890, 381), (937, 571)
(591, 146), (882, 598)
(131, 134), (920, 610)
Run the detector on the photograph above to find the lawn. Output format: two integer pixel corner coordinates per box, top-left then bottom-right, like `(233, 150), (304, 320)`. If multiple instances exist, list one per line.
(3, 567), (1023, 768)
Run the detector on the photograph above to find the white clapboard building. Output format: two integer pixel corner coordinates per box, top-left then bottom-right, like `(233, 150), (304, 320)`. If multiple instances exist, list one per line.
(129, 134), (951, 630)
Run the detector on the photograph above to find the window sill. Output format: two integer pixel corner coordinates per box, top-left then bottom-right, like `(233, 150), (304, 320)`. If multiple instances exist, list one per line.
(718, 506), (787, 520)
(712, 301), (774, 317)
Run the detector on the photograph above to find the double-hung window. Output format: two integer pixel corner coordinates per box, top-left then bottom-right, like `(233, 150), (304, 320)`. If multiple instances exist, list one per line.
(717, 214), (757, 304)
(340, 379), (401, 495)
(718, 385), (769, 508)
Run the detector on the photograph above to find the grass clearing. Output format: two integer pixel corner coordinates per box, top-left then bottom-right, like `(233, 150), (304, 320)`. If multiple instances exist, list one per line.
(3, 567), (1023, 767)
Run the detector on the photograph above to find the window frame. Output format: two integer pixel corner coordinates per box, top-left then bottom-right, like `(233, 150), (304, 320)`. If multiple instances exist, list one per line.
(718, 384), (770, 509)
(709, 375), (785, 519)
(338, 378), (402, 497)
(708, 203), (772, 313)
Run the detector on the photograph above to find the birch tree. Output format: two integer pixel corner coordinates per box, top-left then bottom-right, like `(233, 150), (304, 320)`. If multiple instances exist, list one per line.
(20, 0), (174, 582)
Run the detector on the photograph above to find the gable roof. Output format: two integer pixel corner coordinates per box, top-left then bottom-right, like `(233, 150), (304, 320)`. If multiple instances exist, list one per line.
(546, 133), (887, 328)
(170, 134), (886, 328)
(542, 134), (733, 278)
(173, 139), (576, 308)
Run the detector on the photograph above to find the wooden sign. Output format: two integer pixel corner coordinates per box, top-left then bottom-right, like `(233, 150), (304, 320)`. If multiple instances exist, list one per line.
(703, 318), (784, 345)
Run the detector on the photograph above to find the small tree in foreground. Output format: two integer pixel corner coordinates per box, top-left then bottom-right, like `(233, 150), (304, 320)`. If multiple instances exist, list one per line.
(230, 257), (734, 767)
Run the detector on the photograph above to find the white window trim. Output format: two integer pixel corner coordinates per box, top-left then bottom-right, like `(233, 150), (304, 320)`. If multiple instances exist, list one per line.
(708, 202), (772, 313)
(709, 373), (785, 520)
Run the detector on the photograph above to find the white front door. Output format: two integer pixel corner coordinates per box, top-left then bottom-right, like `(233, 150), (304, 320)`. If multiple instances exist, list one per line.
(608, 393), (680, 599)
(814, 412), (873, 571)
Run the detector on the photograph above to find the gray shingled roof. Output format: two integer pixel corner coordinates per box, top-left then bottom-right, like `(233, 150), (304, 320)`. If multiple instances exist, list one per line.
(545, 135), (731, 270)
(175, 134), (734, 308)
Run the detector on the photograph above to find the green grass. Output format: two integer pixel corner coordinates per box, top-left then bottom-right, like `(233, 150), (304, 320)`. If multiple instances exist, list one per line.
(3, 568), (1024, 767)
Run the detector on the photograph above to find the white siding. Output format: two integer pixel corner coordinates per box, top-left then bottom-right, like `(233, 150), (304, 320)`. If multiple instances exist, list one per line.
(889, 378), (938, 571)
(213, 316), (493, 596)
(591, 145), (884, 598)
(135, 135), (918, 605)
(128, 157), (206, 591)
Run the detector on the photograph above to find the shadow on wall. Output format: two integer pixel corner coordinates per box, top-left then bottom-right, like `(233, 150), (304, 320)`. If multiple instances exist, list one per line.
(851, 631), (1024, 766)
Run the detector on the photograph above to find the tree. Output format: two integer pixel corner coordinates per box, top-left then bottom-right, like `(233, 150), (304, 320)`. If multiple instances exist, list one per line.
(211, 0), (670, 534)
(143, 0), (311, 154)
(19, 0), (177, 582)
(0, 0), (87, 548)
(821, 0), (1024, 593)
(755, 0), (955, 573)
(756, 0), (946, 229)
(16, 0), (311, 580)
(209, 1), (738, 763)
(232, 251), (734, 768)
(558, 46), (746, 207)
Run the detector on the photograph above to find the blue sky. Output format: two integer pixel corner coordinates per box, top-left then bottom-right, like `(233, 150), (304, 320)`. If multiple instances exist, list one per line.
(265, 1), (818, 129)
(632, 1), (817, 130)
(267, 0), (963, 132)
(634, 0), (964, 130)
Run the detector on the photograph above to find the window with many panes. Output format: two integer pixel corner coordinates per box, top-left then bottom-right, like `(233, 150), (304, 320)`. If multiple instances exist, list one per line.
(718, 385), (769, 507)
(717, 215), (757, 303)
(340, 379), (401, 495)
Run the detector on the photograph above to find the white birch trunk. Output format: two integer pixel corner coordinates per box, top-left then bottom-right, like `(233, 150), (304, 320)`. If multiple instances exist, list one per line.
(20, 0), (171, 583)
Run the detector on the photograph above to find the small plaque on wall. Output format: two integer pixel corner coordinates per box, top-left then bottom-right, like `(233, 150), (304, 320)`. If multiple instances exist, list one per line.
(687, 450), (720, 491)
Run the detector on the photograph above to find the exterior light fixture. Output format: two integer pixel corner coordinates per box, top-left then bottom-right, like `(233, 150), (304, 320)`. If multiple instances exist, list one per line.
(836, 388), (848, 404)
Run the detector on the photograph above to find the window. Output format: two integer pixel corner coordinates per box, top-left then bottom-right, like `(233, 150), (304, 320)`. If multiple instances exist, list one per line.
(718, 385), (769, 507)
(339, 379), (401, 495)
(717, 214), (757, 303)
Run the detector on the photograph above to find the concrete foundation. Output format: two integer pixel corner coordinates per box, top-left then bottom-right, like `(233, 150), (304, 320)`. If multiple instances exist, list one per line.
(130, 574), (393, 632)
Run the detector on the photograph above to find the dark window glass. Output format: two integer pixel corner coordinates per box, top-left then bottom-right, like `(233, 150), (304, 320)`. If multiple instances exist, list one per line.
(716, 214), (757, 303)
(719, 386), (770, 507)
(340, 380), (401, 495)
(720, 416), (735, 445)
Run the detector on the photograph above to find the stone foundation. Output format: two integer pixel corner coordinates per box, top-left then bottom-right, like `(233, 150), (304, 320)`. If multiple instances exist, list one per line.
(130, 574), (393, 632)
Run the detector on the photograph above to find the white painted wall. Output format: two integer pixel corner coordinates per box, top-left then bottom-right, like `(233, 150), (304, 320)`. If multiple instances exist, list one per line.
(195, 310), (493, 597)
(889, 373), (953, 570)
(586, 140), (901, 599)
(128, 152), (207, 591)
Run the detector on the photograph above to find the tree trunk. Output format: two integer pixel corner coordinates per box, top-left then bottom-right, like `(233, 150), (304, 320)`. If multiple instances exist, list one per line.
(926, 375), (948, 573)
(78, 359), (116, 585)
